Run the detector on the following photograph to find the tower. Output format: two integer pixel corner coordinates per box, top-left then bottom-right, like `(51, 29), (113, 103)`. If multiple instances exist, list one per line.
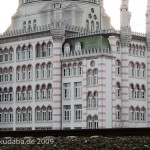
(120, 0), (131, 127)
(50, 0), (65, 130)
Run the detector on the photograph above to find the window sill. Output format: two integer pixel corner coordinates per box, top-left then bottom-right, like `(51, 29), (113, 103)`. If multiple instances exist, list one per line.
(87, 107), (98, 110)
(87, 84), (99, 87)
(74, 120), (82, 122)
(129, 76), (146, 79)
(129, 98), (146, 101)
(129, 54), (146, 58)
(0, 61), (14, 64)
(0, 101), (13, 104)
(35, 77), (53, 81)
(16, 59), (33, 62)
(35, 56), (53, 60)
(63, 75), (83, 78)
(0, 81), (14, 84)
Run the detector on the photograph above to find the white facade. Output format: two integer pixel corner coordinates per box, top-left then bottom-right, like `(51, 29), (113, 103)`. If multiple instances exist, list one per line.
(0, 0), (149, 130)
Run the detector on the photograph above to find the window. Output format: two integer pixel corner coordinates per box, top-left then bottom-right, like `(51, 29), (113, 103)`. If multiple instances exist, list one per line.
(135, 63), (140, 77)
(42, 64), (46, 78)
(93, 69), (98, 85)
(28, 65), (32, 80)
(74, 105), (82, 120)
(9, 110), (13, 123)
(22, 66), (26, 81)
(0, 50), (3, 62)
(116, 82), (121, 98)
(5, 53), (8, 62)
(41, 85), (46, 100)
(63, 64), (67, 76)
(141, 107), (146, 121)
(78, 63), (82, 75)
(27, 108), (32, 122)
(42, 43), (47, 57)
(22, 46), (27, 60)
(64, 83), (71, 99)
(9, 67), (13, 82)
(87, 116), (92, 129)
(91, 21), (94, 31)
(27, 86), (32, 101)
(129, 107), (134, 121)
(33, 19), (36, 30)
(36, 85), (40, 100)
(4, 111), (8, 123)
(47, 106), (52, 121)
(22, 109), (27, 122)
(9, 48), (13, 62)
(64, 105), (71, 121)
(96, 22), (99, 31)
(141, 85), (146, 100)
(17, 109), (21, 122)
(73, 63), (77, 76)
(36, 44), (41, 58)
(17, 49), (21, 61)
(87, 92), (92, 108)
(74, 82), (82, 98)
(86, 20), (89, 30)
(28, 20), (31, 30)
(0, 74), (3, 82)
(135, 107), (140, 121)
(4, 74), (8, 82)
(116, 41), (120, 53)
(129, 84), (134, 99)
(28, 45), (32, 59)
(16, 87), (21, 101)
(36, 107), (41, 122)
(93, 91), (98, 108)
(87, 70), (93, 86)
(47, 84), (52, 99)
(115, 106), (121, 120)
(42, 107), (47, 121)
(17, 67), (21, 81)
(36, 64), (40, 79)
(0, 92), (3, 102)
(135, 84), (140, 99)
(116, 60), (121, 75)
(93, 116), (98, 129)
(47, 42), (53, 56)
(23, 21), (26, 30)
(129, 62), (134, 76)
(47, 63), (52, 78)
(141, 64), (145, 78)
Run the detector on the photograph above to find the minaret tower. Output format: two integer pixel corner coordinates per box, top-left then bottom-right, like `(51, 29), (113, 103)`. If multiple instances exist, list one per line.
(120, 0), (131, 127)
(146, 0), (150, 127)
(50, 0), (65, 130)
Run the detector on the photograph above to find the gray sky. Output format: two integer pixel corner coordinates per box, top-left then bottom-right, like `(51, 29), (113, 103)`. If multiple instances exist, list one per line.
(0, 0), (147, 33)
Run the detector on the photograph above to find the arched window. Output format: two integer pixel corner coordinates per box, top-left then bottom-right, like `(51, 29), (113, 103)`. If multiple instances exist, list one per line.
(33, 19), (36, 30)
(132, 44), (135, 55)
(143, 46), (145, 57)
(9, 87), (13, 102)
(28, 45), (32, 59)
(41, 84), (46, 100)
(0, 49), (3, 62)
(78, 62), (82, 75)
(139, 45), (142, 56)
(42, 63), (46, 78)
(47, 42), (53, 56)
(47, 106), (52, 121)
(3, 108), (8, 123)
(28, 20), (31, 30)
(22, 107), (27, 122)
(116, 41), (120, 53)
(96, 22), (99, 31)
(42, 43), (47, 57)
(47, 63), (52, 78)
(9, 47), (14, 62)
(135, 45), (139, 56)
(27, 86), (32, 101)
(41, 106), (47, 121)
(86, 20), (89, 30)
(9, 67), (13, 82)
(129, 44), (131, 55)
(63, 64), (67, 77)
(47, 84), (52, 99)
(87, 70), (93, 86)
(73, 63), (78, 76)
(16, 87), (21, 101)
(93, 115), (98, 129)
(27, 65), (32, 80)
(135, 107), (140, 121)
(68, 64), (72, 76)
(22, 46), (27, 60)
(116, 82), (121, 98)
(4, 68), (8, 82)
(16, 66), (21, 81)
(129, 62), (134, 76)
(16, 46), (21, 61)
(0, 88), (2, 102)
(35, 85), (40, 100)
(129, 107), (134, 121)
(93, 69), (98, 85)
(141, 63), (145, 78)
(141, 107), (146, 121)
(64, 43), (70, 54)
(16, 107), (21, 122)
(91, 21), (94, 31)
(22, 86), (26, 101)
(23, 21), (26, 30)
(36, 43), (41, 58)
(35, 106), (41, 122)
(22, 66), (26, 81)
(135, 63), (140, 77)
(0, 108), (2, 123)
(87, 92), (92, 108)
(8, 108), (13, 123)
(36, 64), (40, 79)
(87, 116), (92, 129)
(115, 105), (121, 120)
(129, 84), (134, 99)
(27, 107), (32, 122)
(116, 60), (121, 75)
(0, 68), (3, 83)
(141, 85), (146, 100)
(4, 88), (8, 102)
(135, 84), (140, 99)
(93, 91), (98, 108)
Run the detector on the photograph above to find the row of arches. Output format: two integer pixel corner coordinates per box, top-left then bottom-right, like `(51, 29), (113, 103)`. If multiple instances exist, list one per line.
(87, 91), (98, 108)
(0, 87), (13, 102)
(62, 62), (82, 77)
(115, 105), (146, 122)
(0, 47), (13, 62)
(129, 44), (146, 57)
(87, 115), (98, 129)
(87, 69), (98, 86)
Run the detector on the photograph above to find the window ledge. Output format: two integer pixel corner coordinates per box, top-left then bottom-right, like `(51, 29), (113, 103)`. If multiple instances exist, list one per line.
(35, 56), (53, 60)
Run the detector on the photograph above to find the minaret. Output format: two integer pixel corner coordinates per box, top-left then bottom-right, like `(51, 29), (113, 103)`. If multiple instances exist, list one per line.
(146, 0), (150, 127)
(50, 0), (65, 130)
(100, 0), (103, 29)
(120, 0), (131, 127)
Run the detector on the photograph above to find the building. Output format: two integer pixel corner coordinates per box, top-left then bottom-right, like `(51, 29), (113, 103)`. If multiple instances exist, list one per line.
(0, 0), (149, 131)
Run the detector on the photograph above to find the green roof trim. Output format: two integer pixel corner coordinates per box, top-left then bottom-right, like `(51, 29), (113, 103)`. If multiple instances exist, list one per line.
(63, 35), (110, 51)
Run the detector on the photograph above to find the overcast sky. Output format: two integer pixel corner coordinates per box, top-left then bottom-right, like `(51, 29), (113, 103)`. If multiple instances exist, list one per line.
(0, 0), (147, 33)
